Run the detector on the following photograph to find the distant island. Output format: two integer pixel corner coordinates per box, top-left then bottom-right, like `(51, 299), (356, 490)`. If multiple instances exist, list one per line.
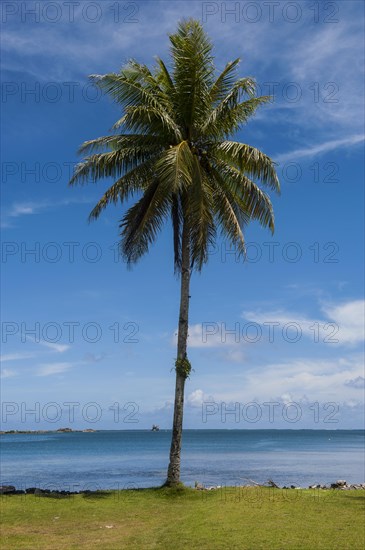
(0, 428), (98, 434)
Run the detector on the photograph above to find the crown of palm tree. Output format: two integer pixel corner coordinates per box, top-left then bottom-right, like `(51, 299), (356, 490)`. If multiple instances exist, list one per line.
(70, 19), (280, 272)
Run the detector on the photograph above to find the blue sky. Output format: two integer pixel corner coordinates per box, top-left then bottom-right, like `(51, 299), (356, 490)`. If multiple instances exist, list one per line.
(1, 0), (364, 430)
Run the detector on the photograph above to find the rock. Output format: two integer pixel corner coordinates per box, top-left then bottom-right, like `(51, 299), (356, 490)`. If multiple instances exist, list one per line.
(0, 485), (16, 494)
(335, 480), (347, 486)
(25, 487), (37, 494)
(331, 480), (349, 489)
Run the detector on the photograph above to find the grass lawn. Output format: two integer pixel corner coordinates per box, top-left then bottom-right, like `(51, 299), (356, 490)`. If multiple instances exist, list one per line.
(1, 486), (364, 549)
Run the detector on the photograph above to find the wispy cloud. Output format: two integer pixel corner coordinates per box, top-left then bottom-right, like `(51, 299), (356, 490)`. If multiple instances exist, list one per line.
(2, 197), (96, 228)
(38, 341), (70, 353)
(0, 352), (35, 362)
(25, 335), (70, 354)
(1, 2), (192, 80)
(84, 352), (106, 363)
(36, 362), (74, 376)
(275, 134), (364, 164)
(0, 368), (18, 379)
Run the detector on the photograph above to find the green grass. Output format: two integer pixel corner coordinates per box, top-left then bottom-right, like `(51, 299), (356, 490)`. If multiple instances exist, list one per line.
(1, 487), (364, 549)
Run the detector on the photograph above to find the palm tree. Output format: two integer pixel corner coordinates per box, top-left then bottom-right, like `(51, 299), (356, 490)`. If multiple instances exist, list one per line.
(70, 19), (280, 486)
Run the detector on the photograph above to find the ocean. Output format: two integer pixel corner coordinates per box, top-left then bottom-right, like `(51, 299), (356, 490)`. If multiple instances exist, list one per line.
(0, 430), (364, 491)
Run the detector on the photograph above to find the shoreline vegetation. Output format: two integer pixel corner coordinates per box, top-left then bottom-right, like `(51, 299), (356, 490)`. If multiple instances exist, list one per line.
(1, 486), (364, 549)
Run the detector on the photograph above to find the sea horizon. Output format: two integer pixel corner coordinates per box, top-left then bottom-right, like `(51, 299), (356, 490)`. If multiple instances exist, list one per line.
(2, 427), (364, 431)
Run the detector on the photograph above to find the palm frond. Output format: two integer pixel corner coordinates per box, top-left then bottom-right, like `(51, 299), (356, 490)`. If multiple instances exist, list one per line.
(186, 156), (216, 270)
(69, 145), (161, 186)
(155, 57), (176, 96)
(114, 105), (182, 141)
(87, 159), (155, 221)
(209, 58), (241, 103)
(155, 141), (195, 193)
(169, 19), (215, 133)
(210, 176), (247, 256)
(90, 66), (167, 112)
(78, 134), (165, 154)
(214, 141), (280, 193)
(210, 158), (275, 232)
(203, 96), (271, 137)
(120, 179), (172, 265)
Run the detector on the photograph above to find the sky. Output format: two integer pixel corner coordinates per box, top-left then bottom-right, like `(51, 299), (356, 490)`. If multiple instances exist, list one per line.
(1, 0), (364, 430)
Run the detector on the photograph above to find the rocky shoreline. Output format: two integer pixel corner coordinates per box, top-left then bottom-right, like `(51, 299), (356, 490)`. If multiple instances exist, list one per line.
(1, 479), (364, 496)
(194, 479), (365, 491)
(0, 486), (96, 496)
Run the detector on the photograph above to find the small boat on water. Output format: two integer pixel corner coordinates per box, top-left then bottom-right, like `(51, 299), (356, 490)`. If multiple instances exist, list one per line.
(151, 424), (160, 432)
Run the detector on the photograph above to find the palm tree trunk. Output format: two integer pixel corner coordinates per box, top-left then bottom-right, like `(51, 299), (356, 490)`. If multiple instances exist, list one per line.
(166, 222), (191, 486)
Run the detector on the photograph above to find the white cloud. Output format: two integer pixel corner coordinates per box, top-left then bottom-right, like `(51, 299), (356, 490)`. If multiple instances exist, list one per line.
(203, 353), (364, 405)
(36, 362), (74, 376)
(24, 335), (70, 353)
(281, 15), (364, 133)
(0, 368), (18, 379)
(275, 134), (364, 164)
(0, 352), (35, 362)
(242, 299), (365, 346)
(38, 341), (70, 353)
(322, 300), (365, 345)
(187, 389), (206, 408)
(1, 2), (199, 80)
(2, 197), (96, 228)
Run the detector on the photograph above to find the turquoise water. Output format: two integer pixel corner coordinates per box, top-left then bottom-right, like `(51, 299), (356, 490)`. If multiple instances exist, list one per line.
(0, 430), (364, 491)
